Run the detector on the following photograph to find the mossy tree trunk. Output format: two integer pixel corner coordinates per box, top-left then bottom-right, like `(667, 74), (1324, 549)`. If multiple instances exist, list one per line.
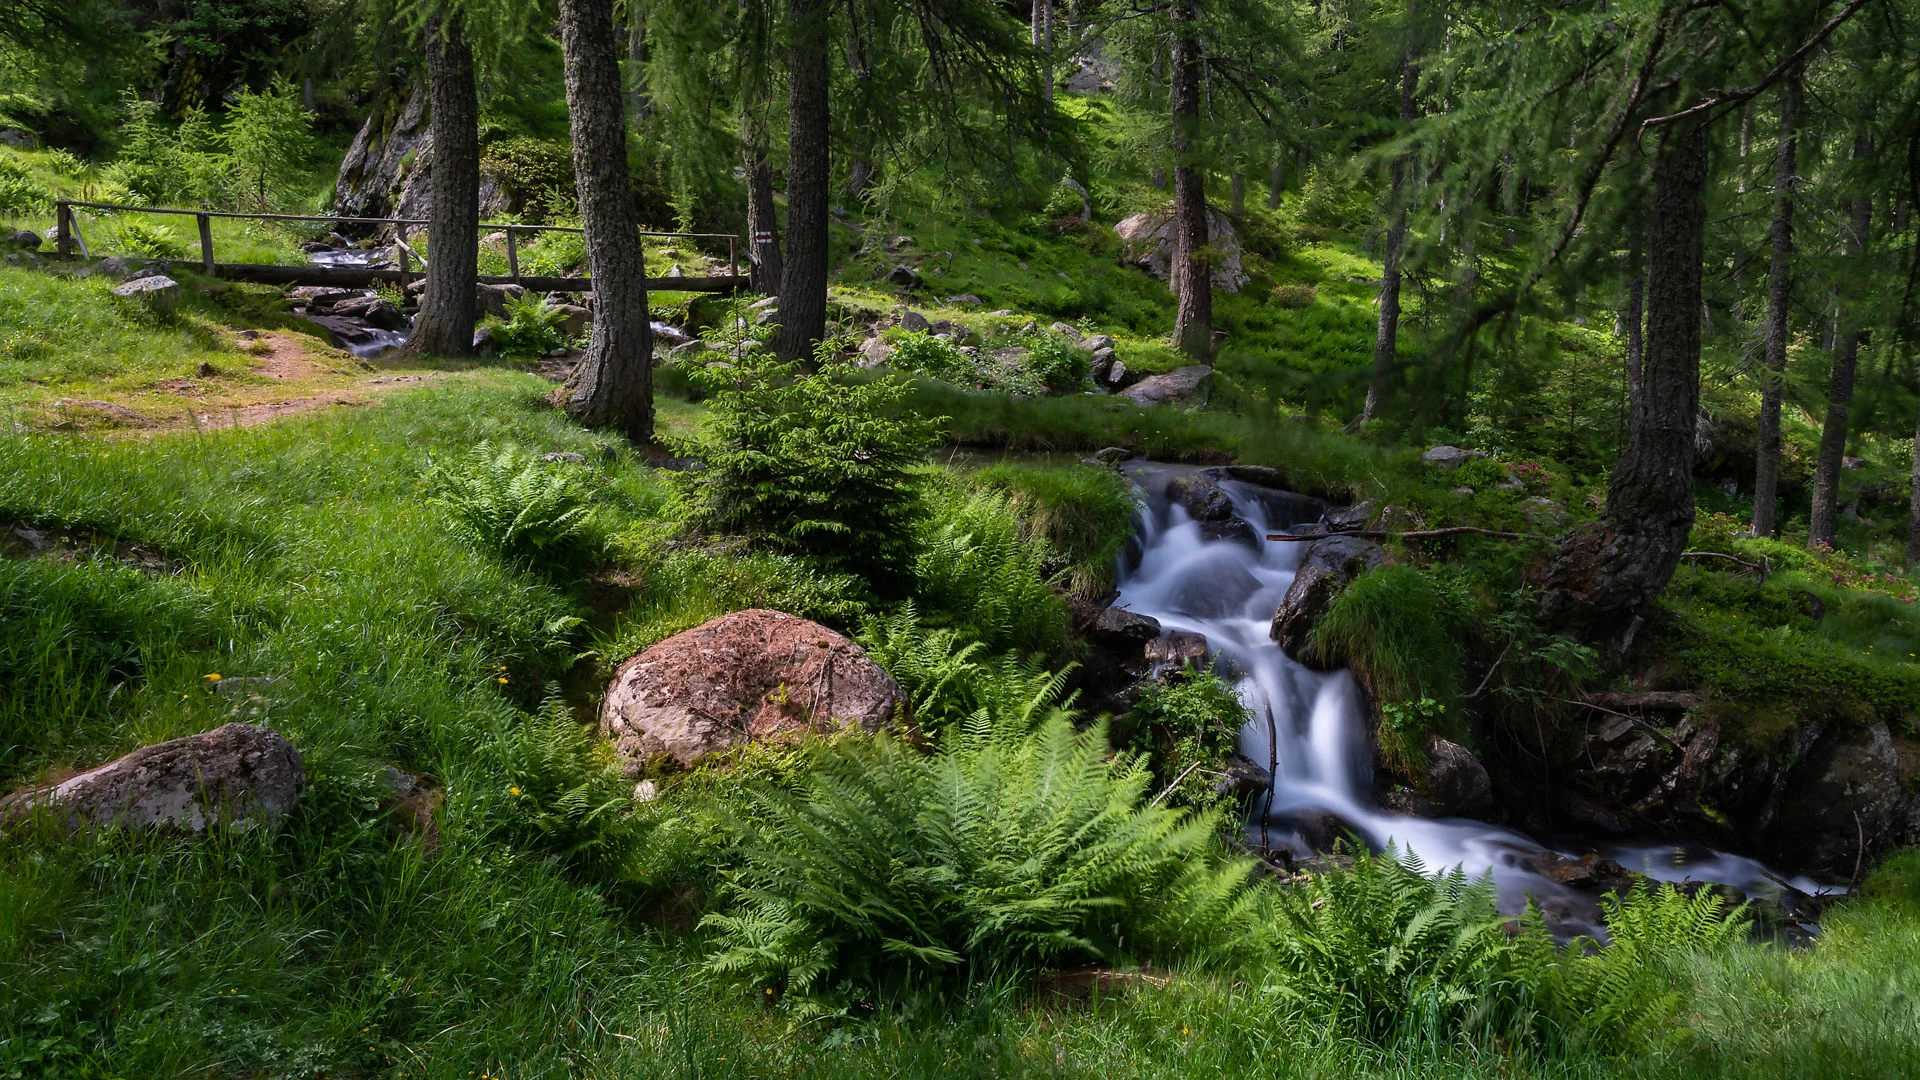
(1169, 0), (1211, 362)
(775, 0), (831, 361)
(1752, 73), (1799, 538)
(1539, 118), (1708, 643)
(1362, 29), (1418, 424)
(559, 0), (653, 443)
(402, 10), (478, 358)
(745, 113), (783, 296)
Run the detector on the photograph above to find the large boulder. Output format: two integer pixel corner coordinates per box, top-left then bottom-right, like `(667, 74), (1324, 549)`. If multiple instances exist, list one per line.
(1270, 535), (1386, 667)
(1121, 365), (1213, 408)
(1, 724), (304, 832)
(1380, 737), (1493, 818)
(600, 609), (906, 769)
(1420, 445), (1488, 471)
(1166, 471), (1234, 521)
(1766, 722), (1906, 875)
(1112, 208), (1249, 293)
(334, 78), (433, 224)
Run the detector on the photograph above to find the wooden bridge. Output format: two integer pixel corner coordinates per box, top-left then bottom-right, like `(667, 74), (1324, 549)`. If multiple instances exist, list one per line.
(52, 201), (750, 294)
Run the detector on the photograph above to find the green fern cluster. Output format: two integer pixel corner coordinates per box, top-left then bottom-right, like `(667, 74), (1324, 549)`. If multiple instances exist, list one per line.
(482, 291), (573, 358)
(702, 707), (1255, 1007)
(858, 606), (1076, 733)
(493, 692), (644, 884)
(911, 485), (1068, 657)
(426, 441), (601, 571)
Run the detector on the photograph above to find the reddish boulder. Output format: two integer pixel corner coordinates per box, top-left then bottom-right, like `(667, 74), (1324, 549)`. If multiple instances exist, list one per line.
(599, 609), (905, 768)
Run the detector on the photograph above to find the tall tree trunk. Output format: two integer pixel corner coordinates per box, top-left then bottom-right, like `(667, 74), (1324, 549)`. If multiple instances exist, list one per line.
(628, 5), (651, 121)
(844, 27), (874, 197)
(775, 0), (830, 361)
(1808, 139), (1874, 550)
(1267, 152), (1284, 209)
(1035, 0), (1055, 105)
(1361, 39), (1418, 423)
(1168, 0), (1211, 361)
(1752, 74), (1799, 538)
(402, 11), (478, 358)
(1539, 118), (1709, 643)
(558, 0), (653, 443)
(744, 114), (783, 296)
(1231, 169), (1245, 214)
(1622, 227), (1646, 430)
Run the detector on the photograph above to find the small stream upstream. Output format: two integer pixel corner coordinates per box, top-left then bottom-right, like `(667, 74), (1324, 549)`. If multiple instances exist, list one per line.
(1113, 462), (1829, 936)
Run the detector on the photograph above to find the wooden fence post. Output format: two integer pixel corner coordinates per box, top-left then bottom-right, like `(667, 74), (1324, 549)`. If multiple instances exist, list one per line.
(56, 202), (71, 260)
(197, 213), (214, 273)
(506, 227), (519, 282)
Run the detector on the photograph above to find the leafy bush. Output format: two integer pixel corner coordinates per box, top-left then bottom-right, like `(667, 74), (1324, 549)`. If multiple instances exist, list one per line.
(519, 227), (588, 277)
(858, 607), (1076, 732)
(0, 157), (47, 215)
(1121, 669), (1250, 810)
(1308, 564), (1473, 773)
(678, 347), (941, 590)
(1270, 283), (1316, 308)
(111, 219), (186, 259)
(1020, 330), (1091, 392)
(492, 691), (644, 883)
(912, 484), (1067, 656)
(1256, 848), (1522, 1044)
(480, 138), (577, 222)
(703, 707), (1254, 1007)
(886, 330), (976, 384)
(482, 291), (570, 358)
(105, 94), (227, 206)
(427, 441), (601, 571)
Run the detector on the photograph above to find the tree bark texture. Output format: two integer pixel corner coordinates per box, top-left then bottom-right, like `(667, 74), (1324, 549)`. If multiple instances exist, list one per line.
(1539, 119), (1709, 643)
(403, 11), (478, 358)
(1752, 74), (1799, 538)
(558, 0), (654, 443)
(1362, 44), (1418, 422)
(1808, 140), (1873, 550)
(1622, 226), (1646, 429)
(775, 0), (830, 362)
(744, 115), (783, 296)
(1168, 0), (1211, 362)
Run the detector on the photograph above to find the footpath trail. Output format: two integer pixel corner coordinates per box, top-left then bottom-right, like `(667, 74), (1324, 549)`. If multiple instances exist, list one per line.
(28, 330), (455, 434)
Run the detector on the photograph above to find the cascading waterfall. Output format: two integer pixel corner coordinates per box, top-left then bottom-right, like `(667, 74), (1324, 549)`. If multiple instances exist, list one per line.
(1112, 462), (1826, 932)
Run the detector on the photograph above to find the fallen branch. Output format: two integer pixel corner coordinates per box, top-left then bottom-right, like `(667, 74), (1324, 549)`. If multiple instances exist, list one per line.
(1266, 526), (1547, 542)
(1679, 550), (1771, 579)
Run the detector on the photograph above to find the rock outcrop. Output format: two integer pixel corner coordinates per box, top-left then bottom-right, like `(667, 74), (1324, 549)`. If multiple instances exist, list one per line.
(1269, 535), (1386, 667)
(1379, 737), (1493, 818)
(600, 609), (906, 769)
(1113, 207), (1249, 293)
(1, 724), (304, 832)
(1121, 365), (1213, 408)
(333, 79), (433, 226)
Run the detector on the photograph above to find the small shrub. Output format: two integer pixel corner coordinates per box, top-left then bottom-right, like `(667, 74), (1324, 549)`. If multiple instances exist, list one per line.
(912, 485), (1067, 656)
(222, 79), (315, 212)
(1270, 283), (1316, 309)
(519, 228), (587, 277)
(492, 691), (644, 883)
(1021, 330), (1091, 392)
(702, 708), (1254, 1007)
(480, 138), (576, 222)
(859, 606), (1075, 732)
(678, 346), (942, 591)
(427, 441), (601, 571)
(111, 219), (186, 259)
(0, 157), (47, 215)
(1121, 668), (1250, 811)
(482, 291), (570, 357)
(887, 330), (977, 384)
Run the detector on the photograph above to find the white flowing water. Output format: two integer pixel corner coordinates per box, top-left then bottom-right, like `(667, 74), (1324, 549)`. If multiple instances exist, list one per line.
(1111, 463), (1828, 931)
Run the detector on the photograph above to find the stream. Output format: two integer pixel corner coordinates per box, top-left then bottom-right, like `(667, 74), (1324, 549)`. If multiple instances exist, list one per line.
(1113, 462), (1830, 936)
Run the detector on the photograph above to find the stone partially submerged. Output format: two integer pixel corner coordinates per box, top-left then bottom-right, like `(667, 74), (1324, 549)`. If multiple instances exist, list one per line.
(600, 608), (906, 769)
(1, 723), (305, 832)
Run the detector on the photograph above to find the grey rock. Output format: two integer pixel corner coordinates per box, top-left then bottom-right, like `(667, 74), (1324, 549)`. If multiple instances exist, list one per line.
(1420, 445), (1489, 470)
(0, 128), (36, 148)
(543, 451), (587, 465)
(1082, 334), (1116, 353)
(332, 295), (406, 330)
(887, 263), (924, 289)
(1112, 208), (1249, 293)
(1093, 446), (1136, 465)
(1050, 321), (1084, 342)
(1145, 629), (1210, 672)
(1103, 359), (1130, 388)
(475, 282), (526, 319)
(856, 335), (892, 368)
(1215, 754), (1273, 803)
(1167, 471), (1234, 521)
(749, 295), (780, 311)
(1768, 722), (1905, 875)
(1091, 605), (1161, 645)
(899, 309), (931, 333)
(1270, 535), (1386, 667)
(1, 723), (303, 833)
(667, 340), (709, 361)
(91, 256), (153, 281)
(6, 229), (41, 249)
(1121, 365), (1212, 408)
(111, 275), (181, 316)
(1089, 346), (1117, 382)
(334, 80), (432, 221)
(553, 303), (592, 339)
(1197, 516), (1261, 549)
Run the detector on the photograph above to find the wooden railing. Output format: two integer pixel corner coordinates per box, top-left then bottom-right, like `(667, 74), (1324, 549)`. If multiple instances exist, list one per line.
(52, 201), (745, 294)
